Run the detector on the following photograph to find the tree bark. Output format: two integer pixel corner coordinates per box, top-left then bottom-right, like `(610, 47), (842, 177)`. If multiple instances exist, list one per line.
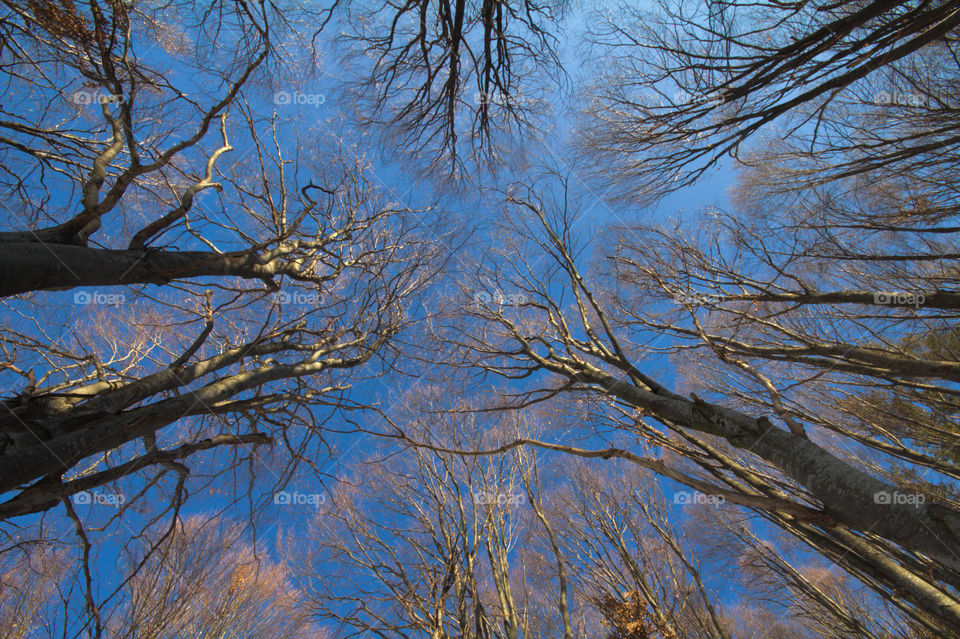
(590, 372), (960, 573)
(0, 243), (285, 296)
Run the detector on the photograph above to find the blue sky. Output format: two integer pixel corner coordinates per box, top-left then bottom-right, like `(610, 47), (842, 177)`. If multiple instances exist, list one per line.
(0, 1), (894, 635)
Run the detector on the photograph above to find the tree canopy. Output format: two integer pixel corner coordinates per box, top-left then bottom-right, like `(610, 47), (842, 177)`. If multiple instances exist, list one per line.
(2, 0), (960, 637)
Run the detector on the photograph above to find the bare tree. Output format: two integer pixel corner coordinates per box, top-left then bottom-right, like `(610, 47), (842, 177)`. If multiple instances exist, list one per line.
(578, 0), (960, 200)
(0, 545), (69, 638)
(0, 0), (442, 522)
(0, 0), (346, 295)
(112, 515), (316, 638)
(304, 394), (892, 637)
(436, 171), (960, 635)
(687, 505), (939, 639)
(334, 0), (565, 173)
(0, 140), (438, 516)
(300, 405), (554, 636)
(0, 515), (319, 637)
(547, 461), (731, 639)
(8, 1), (960, 636)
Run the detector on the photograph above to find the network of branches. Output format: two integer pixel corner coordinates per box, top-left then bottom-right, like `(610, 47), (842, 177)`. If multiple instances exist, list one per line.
(1, 0), (960, 637)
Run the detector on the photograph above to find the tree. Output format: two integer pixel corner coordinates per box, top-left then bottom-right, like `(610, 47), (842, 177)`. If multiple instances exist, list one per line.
(300, 401), (740, 638)
(579, 0), (960, 200)
(687, 504), (938, 638)
(334, 0), (565, 172)
(300, 406), (560, 636)
(436, 171), (960, 634)
(0, 0), (440, 522)
(114, 515), (316, 638)
(0, 0), (331, 295)
(0, 514), (318, 637)
(0, 3), (446, 636)
(5, 0), (960, 636)
(306, 394), (928, 637)
(0, 545), (68, 638)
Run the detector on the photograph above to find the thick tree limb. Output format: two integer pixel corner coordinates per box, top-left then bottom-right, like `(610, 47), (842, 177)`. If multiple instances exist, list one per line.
(0, 244), (290, 296)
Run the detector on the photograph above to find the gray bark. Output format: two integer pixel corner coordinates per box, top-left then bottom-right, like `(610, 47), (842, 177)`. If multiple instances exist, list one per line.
(589, 372), (960, 573)
(0, 243), (285, 297)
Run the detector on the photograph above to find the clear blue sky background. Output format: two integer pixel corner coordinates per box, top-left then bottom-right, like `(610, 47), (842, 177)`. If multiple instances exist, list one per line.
(0, 2), (827, 634)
